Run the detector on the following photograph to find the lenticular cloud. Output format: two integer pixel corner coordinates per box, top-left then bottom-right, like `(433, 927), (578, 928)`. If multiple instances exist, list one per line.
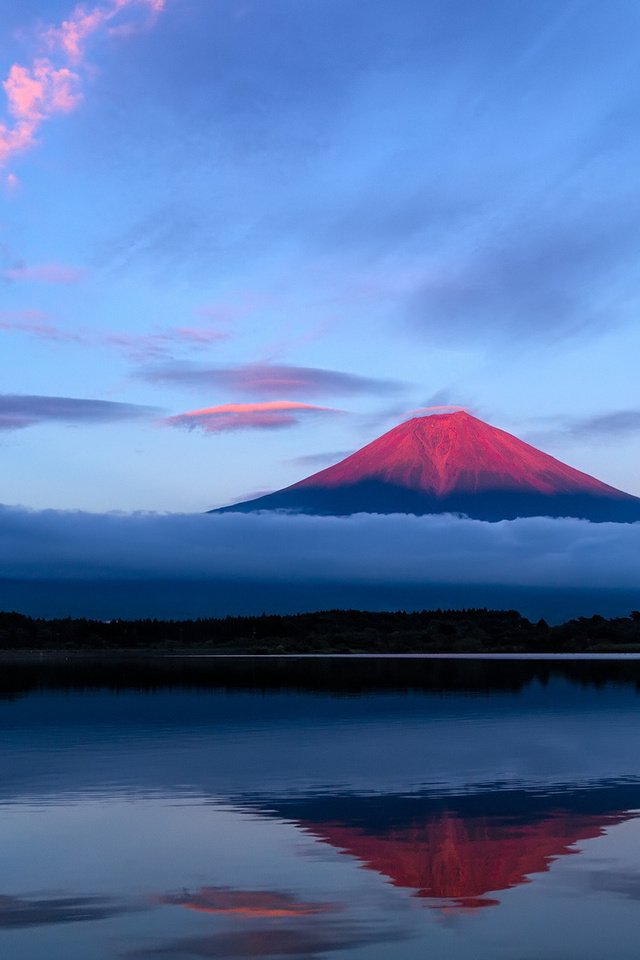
(0, 505), (638, 591)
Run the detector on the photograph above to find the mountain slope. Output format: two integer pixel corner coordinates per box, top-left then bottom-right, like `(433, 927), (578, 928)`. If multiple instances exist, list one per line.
(214, 411), (640, 521)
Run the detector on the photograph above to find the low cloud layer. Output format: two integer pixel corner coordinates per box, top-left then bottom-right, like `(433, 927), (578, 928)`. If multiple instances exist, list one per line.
(0, 507), (638, 593)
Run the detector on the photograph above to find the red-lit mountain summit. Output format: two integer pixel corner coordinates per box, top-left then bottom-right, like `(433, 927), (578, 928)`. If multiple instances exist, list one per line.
(216, 411), (640, 521)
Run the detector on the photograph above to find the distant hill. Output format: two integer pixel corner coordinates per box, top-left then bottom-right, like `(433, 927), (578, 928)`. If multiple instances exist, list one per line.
(214, 411), (640, 521)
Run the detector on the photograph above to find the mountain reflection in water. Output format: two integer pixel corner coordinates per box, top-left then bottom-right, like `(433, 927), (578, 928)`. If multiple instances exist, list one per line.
(3, 657), (640, 959)
(251, 786), (638, 908)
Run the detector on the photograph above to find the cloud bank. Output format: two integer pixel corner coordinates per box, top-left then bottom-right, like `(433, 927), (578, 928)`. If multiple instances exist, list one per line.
(0, 507), (637, 594)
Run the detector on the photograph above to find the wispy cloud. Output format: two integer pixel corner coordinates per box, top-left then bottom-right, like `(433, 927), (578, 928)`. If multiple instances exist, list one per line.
(45, 0), (165, 65)
(0, 394), (157, 430)
(0, 0), (166, 170)
(104, 327), (229, 361)
(141, 362), (401, 399)
(568, 410), (640, 440)
(405, 210), (640, 344)
(165, 401), (341, 433)
(409, 404), (467, 417)
(194, 296), (275, 326)
(0, 311), (83, 342)
(0, 313), (229, 358)
(526, 410), (640, 449)
(285, 450), (352, 469)
(2, 262), (85, 284)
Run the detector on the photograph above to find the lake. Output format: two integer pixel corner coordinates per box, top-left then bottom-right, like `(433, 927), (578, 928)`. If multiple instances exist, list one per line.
(2, 656), (640, 959)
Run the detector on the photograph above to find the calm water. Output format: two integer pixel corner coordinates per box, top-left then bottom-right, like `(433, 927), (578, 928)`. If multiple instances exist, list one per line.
(2, 657), (640, 959)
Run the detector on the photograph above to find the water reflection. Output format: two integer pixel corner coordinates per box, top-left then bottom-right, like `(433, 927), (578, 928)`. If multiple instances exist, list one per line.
(158, 887), (337, 918)
(127, 920), (403, 960)
(3, 657), (640, 959)
(3, 653), (640, 699)
(0, 894), (137, 928)
(254, 786), (639, 908)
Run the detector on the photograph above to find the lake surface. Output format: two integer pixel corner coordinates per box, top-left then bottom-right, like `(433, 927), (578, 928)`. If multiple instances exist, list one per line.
(2, 656), (640, 959)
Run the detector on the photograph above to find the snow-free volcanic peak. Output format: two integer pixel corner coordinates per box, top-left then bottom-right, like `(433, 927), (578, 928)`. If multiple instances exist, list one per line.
(214, 411), (640, 521)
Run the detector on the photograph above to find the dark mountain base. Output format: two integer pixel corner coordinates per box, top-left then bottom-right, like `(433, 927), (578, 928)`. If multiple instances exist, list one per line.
(213, 481), (640, 522)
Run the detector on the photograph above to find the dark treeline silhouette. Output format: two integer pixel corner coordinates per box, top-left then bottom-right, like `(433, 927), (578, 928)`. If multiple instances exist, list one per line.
(1, 607), (639, 655)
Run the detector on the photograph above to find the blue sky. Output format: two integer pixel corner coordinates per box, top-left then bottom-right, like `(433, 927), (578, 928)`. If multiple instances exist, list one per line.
(2, 0), (640, 511)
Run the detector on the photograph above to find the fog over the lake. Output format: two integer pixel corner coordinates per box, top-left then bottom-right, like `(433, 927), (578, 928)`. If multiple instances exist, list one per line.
(0, 505), (638, 591)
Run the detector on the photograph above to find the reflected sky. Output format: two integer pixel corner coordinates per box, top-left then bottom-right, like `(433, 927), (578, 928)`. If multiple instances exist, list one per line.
(0, 894), (138, 929)
(2, 659), (640, 959)
(157, 887), (337, 918)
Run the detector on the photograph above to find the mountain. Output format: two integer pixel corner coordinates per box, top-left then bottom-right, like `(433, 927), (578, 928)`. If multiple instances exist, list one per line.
(214, 410), (640, 521)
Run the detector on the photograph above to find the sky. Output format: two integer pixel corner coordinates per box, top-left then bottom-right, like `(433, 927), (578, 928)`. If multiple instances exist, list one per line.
(1, 0), (640, 513)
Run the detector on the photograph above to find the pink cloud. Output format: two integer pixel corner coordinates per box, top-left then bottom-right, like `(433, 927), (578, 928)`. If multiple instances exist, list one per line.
(1, 60), (82, 164)
(165, 400), (341, 433)
(47, 0), (165, 63)
(0, 120), (38, 166)
(4, 61), (82, 121)
(0, 0), (167, 169)
(2, 262), (85, 284)
(50, 8), (107, 63)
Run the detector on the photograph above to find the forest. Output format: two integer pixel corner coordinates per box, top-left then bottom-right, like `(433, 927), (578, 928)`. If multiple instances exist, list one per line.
(1, 608), (639, 654)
